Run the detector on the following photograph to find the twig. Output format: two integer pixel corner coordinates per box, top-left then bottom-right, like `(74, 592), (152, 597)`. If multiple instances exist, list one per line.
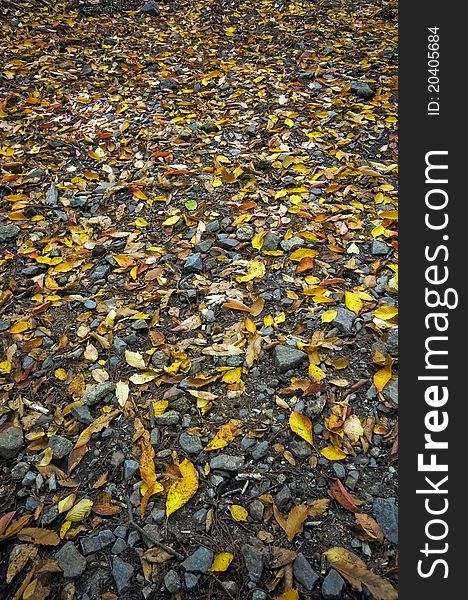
(125, 495), (184, 561)
(341, 378), (368, 401)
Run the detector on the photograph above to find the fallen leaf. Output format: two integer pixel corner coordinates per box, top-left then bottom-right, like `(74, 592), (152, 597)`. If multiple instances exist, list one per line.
(166, 458), (199, 517)
(289, 412), (313, 445)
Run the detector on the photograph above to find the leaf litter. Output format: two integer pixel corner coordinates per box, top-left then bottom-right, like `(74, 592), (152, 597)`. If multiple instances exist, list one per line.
(0, 0), (398, 598)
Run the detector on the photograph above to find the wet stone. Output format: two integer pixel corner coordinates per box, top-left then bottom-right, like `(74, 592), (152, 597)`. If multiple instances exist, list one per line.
(80, 530), (116, 555)
(179, 433), (203, 454)
(241, 544), (263, 583)
(112, 556), (134, 592)
(373, 497), (398, 543)
(164, 569), (181, 593)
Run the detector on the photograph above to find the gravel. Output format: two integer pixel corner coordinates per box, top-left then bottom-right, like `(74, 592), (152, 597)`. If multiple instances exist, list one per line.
(179, 433), (203, 454)
(80, 530), (116, 555)
(0, 224), (20, 243)
(322, 569), (345, 599)
(293, 552), (319, 590)
(210, 454), (245, 471)
(112, 556), (134, 592)
(55, 542), (87, 578)
(81, 382), (115, 406)
(48, 435), (73, 459)
(241, 544), (264, 583)
(164, 569), (181, 593)
(181, 547), (214, 573)
(0, 426), (24, 459)
(272, 345), (308, 372)
(373, 497), (398, 544)
(333, 308), (355, 333)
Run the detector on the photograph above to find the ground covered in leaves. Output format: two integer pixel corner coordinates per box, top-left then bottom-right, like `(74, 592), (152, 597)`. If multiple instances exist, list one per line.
(0, 0), (398, 598)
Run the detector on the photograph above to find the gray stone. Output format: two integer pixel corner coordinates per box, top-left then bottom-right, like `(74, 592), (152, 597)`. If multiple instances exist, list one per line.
(185, 573), (199, 589)
(49, 435), (73, 460)
(371, 240), (389, 255)
(351, 81), (375, 99)
(252, 441), (269, 460)
(333, 463), (346, 479)
(236, 224), (255, 241)
(322, 569), (345, 599)
(193, 508), (208, 528)
(262, 231), (281, 251)
(305, 395), (327, 418)
(184, 253), (203, 273)
(222, 581), (238, 594)
(293, 553), (319, 590)
(210, 454), (244, 471)
(181, 547), (214, 573)
(151, 350), (170, 369)
(81, 382), (115, 406)
(241, 544), (263, 583)
(0, 427), (24, 459)
(80, 530), (116, 555)
(56, 542), (86, 578)
(153, 410), (179, 426)
(373, 497), (398, 543)
(217, 237), (239, 250)
(179, 433), (203, 454)
(383, 376), (398, 408)
(272, 345), (307, 373)
(280, 237), (304, 252)
(114, 525), (128, 538)
(289, 441), (312, 459)
(252, 592), (267, 600)
(124, 459), (139, 480)
(386, 328), (398, 356)
(275, 485), (292, 509)
(142, 0), (158, 16)
(333, 308), (355, 334)
(11, 461), (29, 481)
(45, 182), (59, 205)
(91, 265), (110, 280)
(112, 557), (134, 592)
(111, 538), (128, 554)
(164, 569), (181, 593)
(41, 505), (59, 526)
(249, 499), (264, 522)
(131, 319), (148, 330)
(21, 471), (37, 486)
(0, 225), (20, 243)
(71, 405), (93, 425)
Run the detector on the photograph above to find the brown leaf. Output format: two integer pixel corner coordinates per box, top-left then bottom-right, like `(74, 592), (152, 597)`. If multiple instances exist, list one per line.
(273, 504), (308, 542)
(324, 547), (397, 600)
(92, 492), (121, 516)
(354, 513), (384, 543)
(18, 528), (61, 546)
(328, 479), (362, 514)
(0, 514), (33, 541)
(307, 498), (330, 517)
(0, 510), (16, 536)
(7, 544), (38, 583)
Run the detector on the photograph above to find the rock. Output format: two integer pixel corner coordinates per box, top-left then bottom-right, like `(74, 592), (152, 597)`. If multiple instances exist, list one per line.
(131, 319), (148, 330)
(112, 557), (134, 592)
(351, 81), (375, 99)
(383, 376), (398, 408)
(210, 455), (245, 471)
(11, 461), (29, 481)
(114, 525), (128, 539)
(48, 435), (73, 460)
(153, 410), (179, 426)
(262, 231), (281, 251)
(0, 426), (24, 459)
(373, 497), (398, 543)
(184, 253), (203, 273)
(142, 0), (159, 16)
(333, 463), (346, 479)
(200, 121), (218, 133)
(272, 345), (307, 373)
(241, 544), (263, 583)
(181, 547), (214, 573)
(371, 240), (389, 255)
(184, 573), (199, 589)
(56, 542), (86, 578)
(41, 505), (59, 526)
(304, 395), (327, 418)
(217, 236), (239, 250)
(280, 237), (304, 252)
(45, 182), (58, 205)
(252, 592), (267, 600)
(164, 569), (181, 593)
(0, 225), (20, 243)
(289, 441), (312, 459)
(151, 350), (170, 369)
(91, 265), (110, 280)
(249, 499), (265, 522)
(322, 569), (345, 599)
(274, 485), (292, 509)
(236, 224), (255, 241)
(179, 433), (203, 454)
(222, 581), (238, 594)
(252, 441), (269, 460)
(160, 78), (178, 92)
(111, 538), (127, 554)
(293, 553), (319, 591)
(80, 530), (116, 555)
(124, 459), (139, 480)
(71, 405), (93, 425)
(21, 471), (37, 486)
(333, 308), (355, 334)
(386, 328), (398, 356)
(81, 382), (115, 406)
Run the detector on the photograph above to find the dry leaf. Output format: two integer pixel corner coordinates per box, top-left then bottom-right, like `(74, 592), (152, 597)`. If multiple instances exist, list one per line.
(289, 412), (313, 445)
(166, 458), (199, 517)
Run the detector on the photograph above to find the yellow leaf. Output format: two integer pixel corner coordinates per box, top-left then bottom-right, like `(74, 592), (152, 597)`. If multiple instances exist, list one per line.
(53, 260), (81, 273)
(152, 400), (168, 415)
(374, 366), (392, 392)
(9, 319), (31, 334)
(134, 217), (148, 228)
(36, 447), (54, 467)
(308, 364), (326, 382)
(54, 368), (67, 380)
(289, 412), (313, 445)
(289, 248), (318, 262)
(125, 350), (146, 369)
(58, 494), (76, 514)
(65, 498), (93, 522)
(60, 521), (71, 539)
(374, 306), (398, 320)
(321, 310), (337, 323)
(343, 415), (364, 443)
(345, 291), (363, 315)
(324, 547), (397, 600)
(130, 372), (158, 385)
(204, 420), (240, 451)
(229, 505), (248, 522)
(166, 459), (199, 517)
(210, 552), (234, 572)
(237, 259), (266, 282)
(320, 445), (346, 460)
(221, 367), (243, 384)
(273, 503), (308, 541)
(0, 360), (12, 374)
(276, 589), (299, 600)
(162, 214), (181, 226)
(115, 381), (130, 407)
(139, 430), (164, 515)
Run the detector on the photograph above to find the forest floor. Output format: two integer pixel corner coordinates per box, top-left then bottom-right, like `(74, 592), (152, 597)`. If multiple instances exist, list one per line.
(0, 1), (398, 599)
